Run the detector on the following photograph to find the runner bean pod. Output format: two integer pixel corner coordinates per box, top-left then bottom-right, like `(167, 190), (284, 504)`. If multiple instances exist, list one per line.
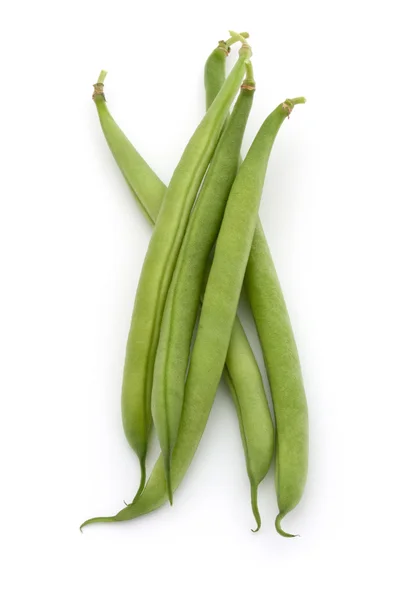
(203, 51), (274, 530)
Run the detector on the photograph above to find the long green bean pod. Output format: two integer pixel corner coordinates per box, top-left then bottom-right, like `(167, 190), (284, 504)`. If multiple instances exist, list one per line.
(203, 47), (274, 531)
(152, 66), (255, 506)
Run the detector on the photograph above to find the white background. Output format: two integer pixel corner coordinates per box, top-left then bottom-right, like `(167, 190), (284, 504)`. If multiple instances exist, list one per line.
(1, 0), (416, 597)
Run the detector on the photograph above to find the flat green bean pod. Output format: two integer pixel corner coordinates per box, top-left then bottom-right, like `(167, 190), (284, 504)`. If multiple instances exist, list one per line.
(203, 47), (274, 530)
(152, 66), (256, 506)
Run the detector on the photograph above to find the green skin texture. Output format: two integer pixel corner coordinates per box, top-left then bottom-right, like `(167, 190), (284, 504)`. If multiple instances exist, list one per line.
(88, 45), (273, 530)
(81, 98), (301, 530)
(152, 84), (256, 507)
(120, 46), (251, 497)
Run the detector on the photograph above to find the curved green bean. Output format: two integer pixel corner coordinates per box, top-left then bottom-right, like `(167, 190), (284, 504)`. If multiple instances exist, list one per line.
(245, 221), (308, 537)
(203, 49), (274, 530)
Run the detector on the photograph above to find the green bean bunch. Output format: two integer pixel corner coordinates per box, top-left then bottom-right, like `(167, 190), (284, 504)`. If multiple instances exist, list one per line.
(82, 31), (309, 537)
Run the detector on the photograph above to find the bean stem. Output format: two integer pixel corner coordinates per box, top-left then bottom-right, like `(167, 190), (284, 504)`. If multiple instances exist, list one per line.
(225, 31), (249, 46)
(97, 70), (107, 85)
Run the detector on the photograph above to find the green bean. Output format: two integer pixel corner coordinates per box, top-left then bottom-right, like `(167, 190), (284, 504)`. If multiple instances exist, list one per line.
(244, 221), (308, 537)
(80, 96), (304, 530)
(152, 64), (255, 506)
(121, 38), (252, 497)
(206, 34), (308, 537)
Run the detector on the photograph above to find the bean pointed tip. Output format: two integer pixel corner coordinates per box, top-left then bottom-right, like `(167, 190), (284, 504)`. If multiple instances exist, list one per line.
(167, 475), (174, 506)
(250, 485), (261, 532)
(79, 516), (116, 530)
(275, 513), (299, 538)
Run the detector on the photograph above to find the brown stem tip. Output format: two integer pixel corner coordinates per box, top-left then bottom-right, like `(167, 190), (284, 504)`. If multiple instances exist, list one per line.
(92, 82), (105, 101)
(282, 97), (306, 118)
(217, 40), (231, 55)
